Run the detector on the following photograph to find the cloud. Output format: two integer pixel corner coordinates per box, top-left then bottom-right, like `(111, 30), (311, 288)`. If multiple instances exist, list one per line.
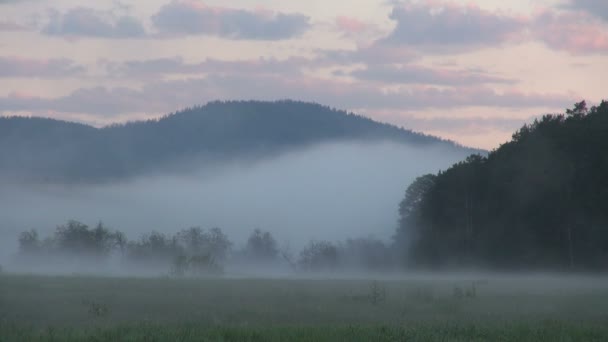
(0, 87), (151, 117)
(0, 0), (32, 3)
(327, 1), (608, 59)
(321, 2), (528, 65)
(566, 0), (608, 21)
(399, 115), (535, 134)
(203, 75), (570, 111)
(348, 64), (516, 85)
(43, 7), (146, 39)
(0, 20), (28, 31)
(103, 56), (311, 79)
(532, 10), (608, 54)
(151, 0), (310, 40)
(378, 2), (527, 51)
(0, 56), (85, 78)
(335, 16), (369, 35)
(0, 74), (572, 119)
(318, 44), (418, 66)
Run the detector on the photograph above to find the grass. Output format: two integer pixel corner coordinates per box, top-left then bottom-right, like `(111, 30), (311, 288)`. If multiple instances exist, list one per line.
(3, 322), (608, 342)
(1, 273), (608, 341)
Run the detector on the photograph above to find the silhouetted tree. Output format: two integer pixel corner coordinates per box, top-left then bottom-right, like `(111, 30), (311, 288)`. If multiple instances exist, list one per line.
(176, 227), (208, 255)
(172, 226), (232, 272)
(298, 241), (339, 272)
(245, 229), (279, 262)
(205, 227), (232, 262)
(18, 229), (40, 254)
(52, 220), (123, 258)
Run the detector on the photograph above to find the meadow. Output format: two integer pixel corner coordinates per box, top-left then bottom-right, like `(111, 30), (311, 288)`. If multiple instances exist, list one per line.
(1, 273), (608, 341)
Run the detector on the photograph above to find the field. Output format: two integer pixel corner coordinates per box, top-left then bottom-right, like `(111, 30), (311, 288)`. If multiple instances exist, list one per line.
(1, 273), (608, 341)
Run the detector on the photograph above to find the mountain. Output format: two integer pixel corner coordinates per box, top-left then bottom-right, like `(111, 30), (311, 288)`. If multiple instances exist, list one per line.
(0, 100), (479, 183)
(395, 100), (608, 270)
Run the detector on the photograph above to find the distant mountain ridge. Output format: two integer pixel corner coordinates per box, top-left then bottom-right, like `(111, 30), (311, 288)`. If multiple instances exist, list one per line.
(0, 100), (480, 183)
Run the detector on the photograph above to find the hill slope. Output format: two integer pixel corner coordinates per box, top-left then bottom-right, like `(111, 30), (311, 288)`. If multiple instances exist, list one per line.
(0, 100), (477, 183)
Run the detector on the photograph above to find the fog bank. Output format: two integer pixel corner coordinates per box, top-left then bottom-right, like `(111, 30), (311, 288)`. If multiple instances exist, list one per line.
(0, 141), (470, 265)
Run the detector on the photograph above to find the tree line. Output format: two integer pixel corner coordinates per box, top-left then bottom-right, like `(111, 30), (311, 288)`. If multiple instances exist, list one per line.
(15, 221), (394, 275)
(395, 100), (608, 271)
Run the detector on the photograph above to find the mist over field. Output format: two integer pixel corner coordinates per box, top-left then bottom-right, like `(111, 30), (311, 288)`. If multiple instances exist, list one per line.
(3, 0), (608, 339)
(0, 141), (467, 271)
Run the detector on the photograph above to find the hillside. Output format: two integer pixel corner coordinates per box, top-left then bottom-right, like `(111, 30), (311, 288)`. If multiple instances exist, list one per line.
(0, 100), (477, 183)
(395, 100), (608, 270)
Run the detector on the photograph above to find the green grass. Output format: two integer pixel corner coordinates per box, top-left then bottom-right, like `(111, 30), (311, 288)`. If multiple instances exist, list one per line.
(1, 273), (608, 341)
(3, 322), (608, 342)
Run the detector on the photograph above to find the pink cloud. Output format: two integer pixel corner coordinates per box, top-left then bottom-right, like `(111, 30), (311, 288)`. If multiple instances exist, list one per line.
(335, 16), (368, 34)
(533, 10), (608, 54)
(8, 91), (38, 100)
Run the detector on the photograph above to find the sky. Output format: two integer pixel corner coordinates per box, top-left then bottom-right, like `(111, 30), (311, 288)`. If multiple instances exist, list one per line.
(0, 0), (607, 149)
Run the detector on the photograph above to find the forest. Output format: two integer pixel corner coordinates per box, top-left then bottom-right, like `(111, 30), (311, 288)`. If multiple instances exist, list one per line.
(396, 100), (608, 271)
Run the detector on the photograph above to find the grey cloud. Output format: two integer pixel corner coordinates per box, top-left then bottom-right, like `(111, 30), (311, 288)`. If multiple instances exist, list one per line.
(379, 3), (526, 51)
(348, 64), (516, 86)
(43, 7), (146, 39)
(0, 56), (85, 78)
(317, 3), (525, 64)
(104, 56), (310, 79)
(0, 87), (150, 116)
(0, 20), (28, 31)
(318, 44), (418, 65)
(567, 0), (608, 21)
(0, 0), (33, 3)
(100, 57), (190, 78)
(151, 1), (310, 40)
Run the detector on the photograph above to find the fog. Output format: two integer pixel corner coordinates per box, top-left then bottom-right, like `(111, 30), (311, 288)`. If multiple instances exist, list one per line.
(0, 141), (470, 272)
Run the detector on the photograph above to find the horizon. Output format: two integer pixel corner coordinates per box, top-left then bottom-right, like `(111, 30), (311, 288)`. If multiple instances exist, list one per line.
(1, 0), (607, 150)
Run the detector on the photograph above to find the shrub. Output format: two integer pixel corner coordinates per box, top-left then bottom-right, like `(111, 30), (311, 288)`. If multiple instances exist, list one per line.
(452, 283), (477, 300)
(82, 299), (109, 318)
(369, 281), (387, 305)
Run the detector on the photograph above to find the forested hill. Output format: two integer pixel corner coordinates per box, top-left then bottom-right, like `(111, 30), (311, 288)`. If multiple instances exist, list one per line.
(0, 100), (475, 183)
(396, 100), (608, 271)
